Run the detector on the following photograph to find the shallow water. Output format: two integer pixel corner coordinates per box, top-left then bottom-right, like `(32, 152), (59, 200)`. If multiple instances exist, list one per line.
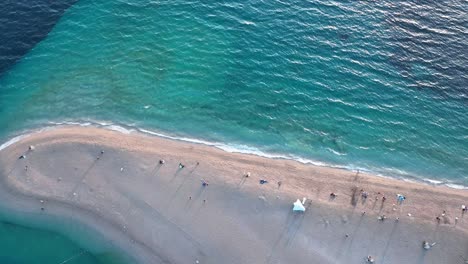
(0, 0), (466, 261)
(0, 181), (135, 263)
(0, 220), (125, 264)
(0, 0), (466, 186)
(0, 2), (135, 262)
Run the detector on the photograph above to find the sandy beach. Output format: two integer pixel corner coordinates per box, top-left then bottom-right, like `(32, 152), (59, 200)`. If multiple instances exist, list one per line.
(0, 126), (467, 264)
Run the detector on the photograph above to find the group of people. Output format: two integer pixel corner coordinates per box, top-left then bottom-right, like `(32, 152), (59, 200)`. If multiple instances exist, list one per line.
(159, 159), (209, 188)
(150, 156), (468, 264)
(138, 155), (468, 264)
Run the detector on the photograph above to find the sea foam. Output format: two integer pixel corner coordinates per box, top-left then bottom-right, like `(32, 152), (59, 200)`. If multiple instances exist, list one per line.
(2, 120), (466, 190)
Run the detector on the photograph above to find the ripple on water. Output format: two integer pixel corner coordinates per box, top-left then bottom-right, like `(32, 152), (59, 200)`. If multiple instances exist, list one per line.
(0, 0), (466, 188)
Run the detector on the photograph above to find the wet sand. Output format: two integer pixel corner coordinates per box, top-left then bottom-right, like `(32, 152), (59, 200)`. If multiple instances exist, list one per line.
(0, 126), (467, 264)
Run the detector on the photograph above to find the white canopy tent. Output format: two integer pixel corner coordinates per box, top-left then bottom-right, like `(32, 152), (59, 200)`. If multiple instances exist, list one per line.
(293, 198), (306, 212)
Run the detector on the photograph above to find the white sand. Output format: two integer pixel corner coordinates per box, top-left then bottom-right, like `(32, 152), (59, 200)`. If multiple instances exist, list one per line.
(0, 126), (467, 264)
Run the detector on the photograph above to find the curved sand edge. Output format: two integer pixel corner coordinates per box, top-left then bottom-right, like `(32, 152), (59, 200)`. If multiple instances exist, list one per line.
(0, 126), (467, 263)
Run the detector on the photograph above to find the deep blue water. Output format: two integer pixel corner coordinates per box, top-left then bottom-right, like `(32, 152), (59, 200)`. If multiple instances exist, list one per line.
(0, 0), (466, 260)
(0, 0), (77, 75)
(1, 0), (466, 186)
(0, 1), (129, 262)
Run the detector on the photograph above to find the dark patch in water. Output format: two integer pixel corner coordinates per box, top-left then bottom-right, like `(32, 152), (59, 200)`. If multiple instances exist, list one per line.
(338, 33), (349, 41)
(0, 0), (78, 76)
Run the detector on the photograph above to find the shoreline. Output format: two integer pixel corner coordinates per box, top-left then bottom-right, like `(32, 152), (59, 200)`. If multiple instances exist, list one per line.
(0, 126), (467, 263)
(1, 121), (467, 190)
(0, 157), (152, 263)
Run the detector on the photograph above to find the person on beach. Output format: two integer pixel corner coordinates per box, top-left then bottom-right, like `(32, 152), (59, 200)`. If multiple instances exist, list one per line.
(96, 150), (104, 160)
(179, 163), (185, 169)
(362, 191), (368, 199)
(159, 159), (165, 165)
(202, 180), (209, 187)
(422, 241), (436, 250)
(366, 255), (375, 263)
(462, 205), (466, 214)
(330, 192), (337, 199)
(423, 241), (430, 249)
(396, 194), (406, 204)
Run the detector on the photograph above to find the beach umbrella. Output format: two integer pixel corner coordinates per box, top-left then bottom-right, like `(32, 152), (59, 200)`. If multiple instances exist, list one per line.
(293, 199), (306, 212)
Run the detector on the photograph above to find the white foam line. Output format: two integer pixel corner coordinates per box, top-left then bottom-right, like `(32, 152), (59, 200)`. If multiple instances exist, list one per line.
(107, 125), (134, 134)
(138, 127), (345, 169)
(2, 120), (467, 190)
(445, 183), (468, 190)
(0, 124), (74, 151)
(0, 134), (30, 152)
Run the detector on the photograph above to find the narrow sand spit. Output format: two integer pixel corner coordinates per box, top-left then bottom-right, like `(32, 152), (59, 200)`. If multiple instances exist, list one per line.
(0, 126), (467, 264)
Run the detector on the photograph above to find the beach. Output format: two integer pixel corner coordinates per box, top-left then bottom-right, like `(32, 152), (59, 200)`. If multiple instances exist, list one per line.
(0, 126), (467, 264)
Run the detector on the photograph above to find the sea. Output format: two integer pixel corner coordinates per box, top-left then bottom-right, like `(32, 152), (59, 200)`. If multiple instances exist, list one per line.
(0, 0), (466, 263)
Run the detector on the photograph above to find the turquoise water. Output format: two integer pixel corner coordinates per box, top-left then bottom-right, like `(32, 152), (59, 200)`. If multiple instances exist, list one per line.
(0, 197), (131, 264)
(0, 0), (466, 187)
(0, 220), (126, 264)
(0, 0), (466, 262)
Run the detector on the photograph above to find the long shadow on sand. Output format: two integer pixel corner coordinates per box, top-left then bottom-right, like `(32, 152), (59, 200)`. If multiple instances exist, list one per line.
(166, 168), (200, 210)
(237, 176), (248, 189)
(417, 249), (428, 264)
(149, 163), (163, 178)
(350, 186), (359, 207)
(380, 221), (399, 264)
(170, 168), (184, 182)
(192, 186), (207, 202)
(266, 204), (311, 264)
(3, 148), (37, 177)
(113, 182), (207, 259)
(337, 214), (366, 261)
(170, 163), (199, 182)
(69, 152), (104, 197)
